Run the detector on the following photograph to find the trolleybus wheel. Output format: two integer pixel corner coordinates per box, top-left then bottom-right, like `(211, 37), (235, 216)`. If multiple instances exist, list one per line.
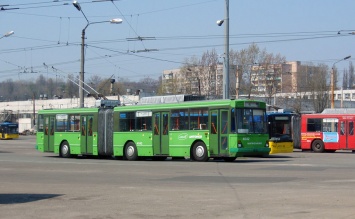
(312, 140), (324, 153)
(192, 142), (208, 162)
(60, 141), (71, 158)
(125, 142), (138, 161)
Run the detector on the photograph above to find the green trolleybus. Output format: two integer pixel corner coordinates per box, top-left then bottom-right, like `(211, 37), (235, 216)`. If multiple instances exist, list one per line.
(36, 99), (270, 161)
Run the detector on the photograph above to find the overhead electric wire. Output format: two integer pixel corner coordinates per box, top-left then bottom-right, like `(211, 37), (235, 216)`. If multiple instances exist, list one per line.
(1, 29), (346, 55)
(0, 32), (353, 75)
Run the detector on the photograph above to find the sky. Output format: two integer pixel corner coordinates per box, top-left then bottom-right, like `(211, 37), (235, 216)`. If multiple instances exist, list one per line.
(1, 0), (355, 85)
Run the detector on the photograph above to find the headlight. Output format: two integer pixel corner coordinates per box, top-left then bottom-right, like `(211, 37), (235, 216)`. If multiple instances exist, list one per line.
(265, 141), (269, 147)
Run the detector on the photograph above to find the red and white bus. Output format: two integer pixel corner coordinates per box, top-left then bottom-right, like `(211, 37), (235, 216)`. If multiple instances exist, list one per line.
(301, 113), (355, 152)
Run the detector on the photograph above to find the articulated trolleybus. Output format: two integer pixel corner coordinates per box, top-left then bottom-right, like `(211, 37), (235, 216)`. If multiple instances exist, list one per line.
(36, 99), (270, 161)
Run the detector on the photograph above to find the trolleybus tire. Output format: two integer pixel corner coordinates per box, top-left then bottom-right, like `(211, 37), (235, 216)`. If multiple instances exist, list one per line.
(192, 142), (208, 162)
(125, 142), (138, 161)
(312, 140), (325, 153)
(60, 141), (71, 158)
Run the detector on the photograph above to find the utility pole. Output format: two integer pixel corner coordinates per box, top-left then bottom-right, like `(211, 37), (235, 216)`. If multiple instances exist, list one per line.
(331, 56), (351, 108)
(217, 0), (230, 99)
(32, 93), (36, 127)
(223, 0), (229, 99)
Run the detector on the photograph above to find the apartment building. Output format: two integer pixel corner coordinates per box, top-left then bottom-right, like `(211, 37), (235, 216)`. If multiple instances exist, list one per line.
(162, 64), (236, 99)
(162, 61), (326, 99)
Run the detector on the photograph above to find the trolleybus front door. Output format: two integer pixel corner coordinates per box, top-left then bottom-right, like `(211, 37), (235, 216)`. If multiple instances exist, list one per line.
(80, 115), (93, 154)
(152, 112), (169, 155)
(43, 115), (55, 152)
(209, 109), (229, 156)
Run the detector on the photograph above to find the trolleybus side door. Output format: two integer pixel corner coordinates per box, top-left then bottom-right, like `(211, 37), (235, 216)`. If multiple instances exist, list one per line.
(338, 118), (355, 150)
(209, 109), (229, 156)
(43, 115), (55, 152)
(348, 120), (355, 149)
(80, 115), (94, 154)
(152, 112), (169, 155)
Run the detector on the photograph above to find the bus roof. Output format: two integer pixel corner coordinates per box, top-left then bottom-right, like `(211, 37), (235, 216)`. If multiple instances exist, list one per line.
(38, 107), (99, 115)
(322, 108), (355, 114)
(115, 99), (266, 112)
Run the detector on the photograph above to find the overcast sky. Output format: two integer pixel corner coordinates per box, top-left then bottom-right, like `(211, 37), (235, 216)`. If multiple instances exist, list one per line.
(1, 0), (354, 83)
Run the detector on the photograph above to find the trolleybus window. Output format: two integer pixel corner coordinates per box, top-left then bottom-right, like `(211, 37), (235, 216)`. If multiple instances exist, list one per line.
(322, 118), (338, 132)
(189, 108), (208, 130)
(119, 112), (135, 131)
(70, 115), (80, 132)
(350, 121), (354, 135)
(236, 109), (267, 134)
(307, 118), (322, 132)
(170, 109), (188, 130)
(211, 111), (218, 134)
(56, 114), (68, 132)
(38, 114), (44, 132)
(136, 111), (152, 131)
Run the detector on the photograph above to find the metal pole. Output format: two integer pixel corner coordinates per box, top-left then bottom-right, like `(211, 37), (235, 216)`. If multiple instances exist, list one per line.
(331, 67), (335, 108)
(236, 67), (239, 99)
(79, 28), (85, 108)
(33, 93), (36, 126)
(223, 0), (230, 99)
(331, 56), (351, 109)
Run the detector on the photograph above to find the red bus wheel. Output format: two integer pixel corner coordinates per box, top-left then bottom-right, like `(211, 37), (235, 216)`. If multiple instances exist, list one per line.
(312, 140), (324, 153)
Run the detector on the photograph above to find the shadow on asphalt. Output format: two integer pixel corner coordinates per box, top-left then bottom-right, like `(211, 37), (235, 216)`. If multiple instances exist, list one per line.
(0, 194), (62, 204)
(41, 154), (292, 163)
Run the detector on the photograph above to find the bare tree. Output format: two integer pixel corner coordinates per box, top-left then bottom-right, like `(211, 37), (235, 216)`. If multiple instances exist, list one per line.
(230, 43), (285, 99)
(309, 64), (329, 112)
(87, 75), (103, 92)
(64, 74), (78, 98)
(179, 50), (219, 99)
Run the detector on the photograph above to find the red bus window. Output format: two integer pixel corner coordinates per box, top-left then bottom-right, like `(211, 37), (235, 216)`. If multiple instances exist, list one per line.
(340, 122), (345, 135)
(350, 122), (354, 136)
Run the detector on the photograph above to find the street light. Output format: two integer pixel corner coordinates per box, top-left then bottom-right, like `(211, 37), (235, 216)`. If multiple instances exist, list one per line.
(217, 0), (229, 99)
(331, 55), (351, 108)
(0, 30), (14, 39)
(73, 0), (122, 107)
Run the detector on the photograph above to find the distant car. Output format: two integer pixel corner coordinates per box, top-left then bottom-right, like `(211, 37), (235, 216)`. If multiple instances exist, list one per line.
(29, 129), (36, 135)
(20, 130), (30, 135)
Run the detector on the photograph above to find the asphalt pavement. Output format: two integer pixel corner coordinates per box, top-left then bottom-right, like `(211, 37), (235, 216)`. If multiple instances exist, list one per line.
(1, 136), (355, 219)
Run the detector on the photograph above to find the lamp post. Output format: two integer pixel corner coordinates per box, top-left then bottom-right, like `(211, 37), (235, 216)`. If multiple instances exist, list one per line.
(217, 0), (229, 99)
(331, 55), (351, 108)
(0, 31), (14, 39)
(73, 1), (122, 107)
